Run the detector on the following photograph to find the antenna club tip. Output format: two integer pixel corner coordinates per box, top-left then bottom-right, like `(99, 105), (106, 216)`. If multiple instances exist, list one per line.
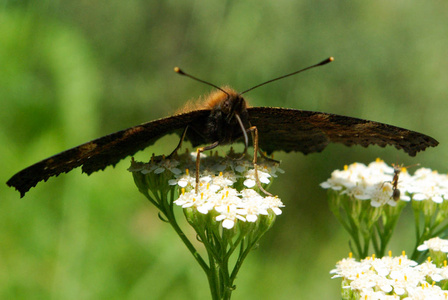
(318, 57), (335, 66)
(174, 67), (183, 74)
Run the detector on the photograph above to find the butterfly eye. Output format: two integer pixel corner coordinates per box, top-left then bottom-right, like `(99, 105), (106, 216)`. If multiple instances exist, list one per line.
(222, 100), (231, 111)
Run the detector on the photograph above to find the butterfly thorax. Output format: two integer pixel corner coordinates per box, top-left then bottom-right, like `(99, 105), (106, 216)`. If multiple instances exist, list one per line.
(202, 87), (249, 145)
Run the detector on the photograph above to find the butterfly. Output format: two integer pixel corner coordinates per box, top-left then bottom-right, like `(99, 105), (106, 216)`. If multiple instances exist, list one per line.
(7, 58), (439, 197)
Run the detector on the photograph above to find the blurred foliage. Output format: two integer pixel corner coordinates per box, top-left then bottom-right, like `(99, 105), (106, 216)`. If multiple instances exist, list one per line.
(1, 1), (447, 299)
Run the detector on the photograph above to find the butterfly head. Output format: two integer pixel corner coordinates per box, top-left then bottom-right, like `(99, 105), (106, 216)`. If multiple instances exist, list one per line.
(204, 87), (248, 123)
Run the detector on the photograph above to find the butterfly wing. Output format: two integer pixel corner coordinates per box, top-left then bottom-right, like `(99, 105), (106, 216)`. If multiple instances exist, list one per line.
(7, 106), (439, 197)
(7, 110), (210, 197)
(248, 107), (438, 156)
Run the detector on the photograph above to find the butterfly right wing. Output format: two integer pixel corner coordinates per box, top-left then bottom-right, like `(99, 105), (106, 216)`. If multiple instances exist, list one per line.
(248, 107), (438, 156)
(7, 110), (210, 197)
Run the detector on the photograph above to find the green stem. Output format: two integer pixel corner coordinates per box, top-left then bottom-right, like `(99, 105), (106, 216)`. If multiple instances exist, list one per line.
(372, 226), (380, 255)
(362, 232), (371, 258)
(346, 214), (363, 259)
(220, 229), (235, 300)
(377, 203), (405, 257)
(208, 253), (221, 300)
(432, 222), (448, 237)
(230, 237), (256, 283)
(156, 191), (210, 274)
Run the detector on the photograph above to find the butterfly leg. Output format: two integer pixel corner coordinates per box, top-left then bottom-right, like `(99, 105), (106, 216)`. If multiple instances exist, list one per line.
(195, 141), (220, 193)
(257, 149), (280, 164)
(245, 121), (279, 164)
(247, 126), (273, 196)
(168, 126), (189, 158)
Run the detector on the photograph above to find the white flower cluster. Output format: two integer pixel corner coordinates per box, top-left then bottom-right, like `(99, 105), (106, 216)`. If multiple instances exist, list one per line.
(320, 159), (448, 207)
(417, 237), (448, 253)
(331, 252), (448, 299)
(172, 171), (284, 230)
(130, 152), (284, 229)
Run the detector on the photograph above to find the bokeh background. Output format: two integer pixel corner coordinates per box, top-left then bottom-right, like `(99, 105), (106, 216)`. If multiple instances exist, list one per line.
(1, 1), (447, 299)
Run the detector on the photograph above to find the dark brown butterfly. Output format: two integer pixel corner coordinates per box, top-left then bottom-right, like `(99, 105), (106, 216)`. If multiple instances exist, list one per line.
(7, 58), (438, 197)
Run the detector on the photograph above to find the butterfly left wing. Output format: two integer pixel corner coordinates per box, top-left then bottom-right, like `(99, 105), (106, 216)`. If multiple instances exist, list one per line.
(7, 110), (210, 197)
(248, 107), (438, 156)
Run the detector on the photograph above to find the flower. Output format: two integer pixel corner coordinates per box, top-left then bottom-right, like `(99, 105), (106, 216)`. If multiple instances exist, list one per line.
(170, 171), (195, 187)
(131, 151), (284, 230)
(321, 159), (448, 207)
(408, 168), (448, 203)
(129, 150), (284, 300)
(210, 172), (236, 190)
(243, 169), (271, 188)
(239, 189), (267, 222)
(151, 157), (182, 175)
(417, 260), (444, 282)
(263, 195), (285, 215)
(417, 237), (448, 253)
(332, 246), (448, 299)
(215, 202), (247, 229)
(331, 254), (417, 298)
(330, 256), (366, 280)
(369, 183), (397, 207)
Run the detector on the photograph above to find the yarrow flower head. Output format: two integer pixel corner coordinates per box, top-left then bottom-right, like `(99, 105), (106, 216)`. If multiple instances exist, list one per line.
(128, 149), (284, 300)
(322, 159), (448, 206)
(322, 159), (411, 206)
(321, 159), (448, 260)
(129, 150), (284, 230)
(331, 249), (448, 300)
(417, 237), (448, 253)
(417, 237), (448, 267)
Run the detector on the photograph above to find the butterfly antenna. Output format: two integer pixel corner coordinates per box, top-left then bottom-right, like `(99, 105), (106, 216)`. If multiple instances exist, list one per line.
(240, 57), (334, 95)
(174, 67), (230, 96)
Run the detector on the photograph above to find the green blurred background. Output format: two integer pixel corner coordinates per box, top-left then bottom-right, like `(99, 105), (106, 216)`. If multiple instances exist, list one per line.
(1, 1), (447, 299)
